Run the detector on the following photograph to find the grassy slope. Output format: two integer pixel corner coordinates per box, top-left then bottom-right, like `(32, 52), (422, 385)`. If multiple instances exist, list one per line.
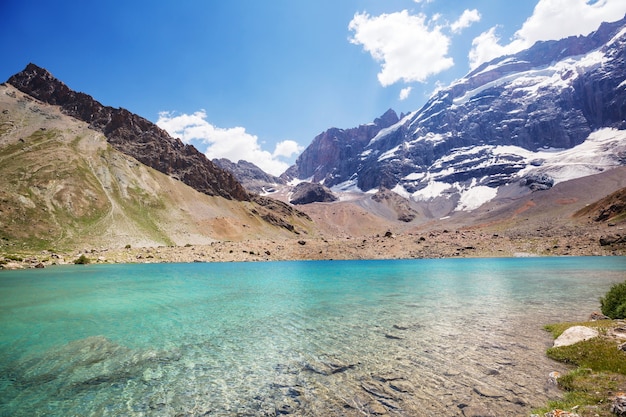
(0, 84), (313, 253)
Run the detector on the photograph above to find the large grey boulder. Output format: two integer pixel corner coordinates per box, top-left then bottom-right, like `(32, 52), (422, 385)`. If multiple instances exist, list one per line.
(553, 325), (599, 348)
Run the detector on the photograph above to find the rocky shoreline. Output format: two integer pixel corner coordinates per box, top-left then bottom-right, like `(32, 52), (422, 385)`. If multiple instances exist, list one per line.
(2, 226), (625, 269)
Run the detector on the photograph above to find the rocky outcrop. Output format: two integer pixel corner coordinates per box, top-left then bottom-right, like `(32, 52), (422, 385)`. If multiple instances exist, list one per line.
(599, 234), (626, 246)
(7, 64), (249, 201)
(250, 194), (312, 231)
(289, 182), (337, 205)
(575, 187), (626, 223)
(371, 188), (419, 222)
(213, 158), (285, 193)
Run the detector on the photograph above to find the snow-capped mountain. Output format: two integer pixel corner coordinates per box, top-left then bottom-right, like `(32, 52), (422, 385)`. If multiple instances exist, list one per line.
(285, 15), (626, 213)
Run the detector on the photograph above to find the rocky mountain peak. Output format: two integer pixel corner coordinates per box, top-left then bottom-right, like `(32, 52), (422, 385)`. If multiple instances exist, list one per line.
(284, 15), (626, 216)
(282, 109), (400, 187)
(374, 108), (400, 128)
(7, 63), (249, 201)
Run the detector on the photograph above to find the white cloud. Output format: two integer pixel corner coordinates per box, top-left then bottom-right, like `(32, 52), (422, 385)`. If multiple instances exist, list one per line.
(273, 140), (303, 159)
(348, 10), (454, 86)
(470, 0), (626, 69)
(399, 86), (412, 100)
(156, 110), (301, 176)
(469, 26), (520, 70)
(450, 9), (481, 33)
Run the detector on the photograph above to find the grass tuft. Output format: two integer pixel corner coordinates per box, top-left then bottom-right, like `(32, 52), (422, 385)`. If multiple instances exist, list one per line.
(535, 321), (626, 416)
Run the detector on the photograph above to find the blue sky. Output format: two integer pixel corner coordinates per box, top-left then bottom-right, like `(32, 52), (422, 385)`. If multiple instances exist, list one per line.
(2, 1), (625, 175)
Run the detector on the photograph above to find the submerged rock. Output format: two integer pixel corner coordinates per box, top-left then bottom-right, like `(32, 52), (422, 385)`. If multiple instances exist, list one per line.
(589, 311), (610, 321)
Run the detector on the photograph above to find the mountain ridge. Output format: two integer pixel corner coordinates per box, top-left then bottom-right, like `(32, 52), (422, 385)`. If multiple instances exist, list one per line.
(7, 63), (249, 201)
(282, 15), (626, 217)
(0, 83), (314, 251)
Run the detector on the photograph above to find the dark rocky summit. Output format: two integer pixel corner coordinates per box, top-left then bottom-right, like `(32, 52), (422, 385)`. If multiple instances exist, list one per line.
(289, 182), (338, 205)
(7, 63), (249, 201)
(282, 109), (400, 187)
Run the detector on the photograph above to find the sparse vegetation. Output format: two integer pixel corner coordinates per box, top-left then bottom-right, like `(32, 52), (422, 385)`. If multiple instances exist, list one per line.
(537, 282), (626, 415)
(73, 254), (91, 264)
(544, 321), (615, 339)
(547, 336), (626, 373)
(601, 281), (626, 319)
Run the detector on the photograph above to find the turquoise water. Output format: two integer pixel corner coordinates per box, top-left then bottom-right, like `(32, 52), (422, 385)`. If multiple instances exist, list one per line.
(0, 257), (625, 416)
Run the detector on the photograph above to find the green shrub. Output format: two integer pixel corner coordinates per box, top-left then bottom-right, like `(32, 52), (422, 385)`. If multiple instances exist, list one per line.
(600, 281), (626, 319)
(73, 254), (91, 265)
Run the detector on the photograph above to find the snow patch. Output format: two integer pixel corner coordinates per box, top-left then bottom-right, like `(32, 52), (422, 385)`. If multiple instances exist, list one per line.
(500, 128), (626, 184)
(288, 176), (313, 187)
(453, 49), (607, 107)
(411, 181), (451, 201)
(391, 184), (411, 199)
(378, 145), (401, 161)
(331, 179), (361, 193)
(367, 117), (406, 147)
(457, 184), (498, 211)
(608, 27), (626, 47)
(403, 172), (425, 181)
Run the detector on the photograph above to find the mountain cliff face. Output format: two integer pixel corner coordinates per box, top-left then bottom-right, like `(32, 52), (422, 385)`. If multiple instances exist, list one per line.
(7, 64), (249, 201)
(282, 109), (400, 187)
(285, 16), (626, 213)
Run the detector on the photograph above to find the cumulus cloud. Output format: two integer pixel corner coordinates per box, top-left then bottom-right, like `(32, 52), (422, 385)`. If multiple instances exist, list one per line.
(157, 110), (302, 176)
(348, 10), (454, 86)
(273, 140), (302, 159)
(450, 9), (481, 33)
(469, 0), (626, 69)
(399, 86), (412, 100)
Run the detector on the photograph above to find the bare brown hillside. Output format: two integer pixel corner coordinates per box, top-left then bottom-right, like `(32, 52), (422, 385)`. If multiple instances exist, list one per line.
(0, 83), (313, 253)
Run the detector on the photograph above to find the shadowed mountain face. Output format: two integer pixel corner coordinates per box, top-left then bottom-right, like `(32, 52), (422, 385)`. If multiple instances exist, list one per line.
(284, 16), (626, 213)
(282, 108), (400, 187)
(7, 64), (249, 201)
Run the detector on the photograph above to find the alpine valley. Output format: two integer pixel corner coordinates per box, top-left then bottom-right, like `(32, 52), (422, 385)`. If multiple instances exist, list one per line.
(1, 16), (626, 265)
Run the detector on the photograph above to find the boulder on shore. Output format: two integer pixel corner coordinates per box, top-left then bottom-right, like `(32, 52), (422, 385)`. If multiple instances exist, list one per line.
(553, 326), (599, 348)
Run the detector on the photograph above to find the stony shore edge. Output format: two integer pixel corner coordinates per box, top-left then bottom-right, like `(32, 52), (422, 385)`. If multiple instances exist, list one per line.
(2, 227), (625, 269)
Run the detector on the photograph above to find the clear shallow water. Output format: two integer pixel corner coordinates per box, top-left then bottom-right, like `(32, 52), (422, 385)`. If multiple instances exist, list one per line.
(0, 257), (625, 416)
